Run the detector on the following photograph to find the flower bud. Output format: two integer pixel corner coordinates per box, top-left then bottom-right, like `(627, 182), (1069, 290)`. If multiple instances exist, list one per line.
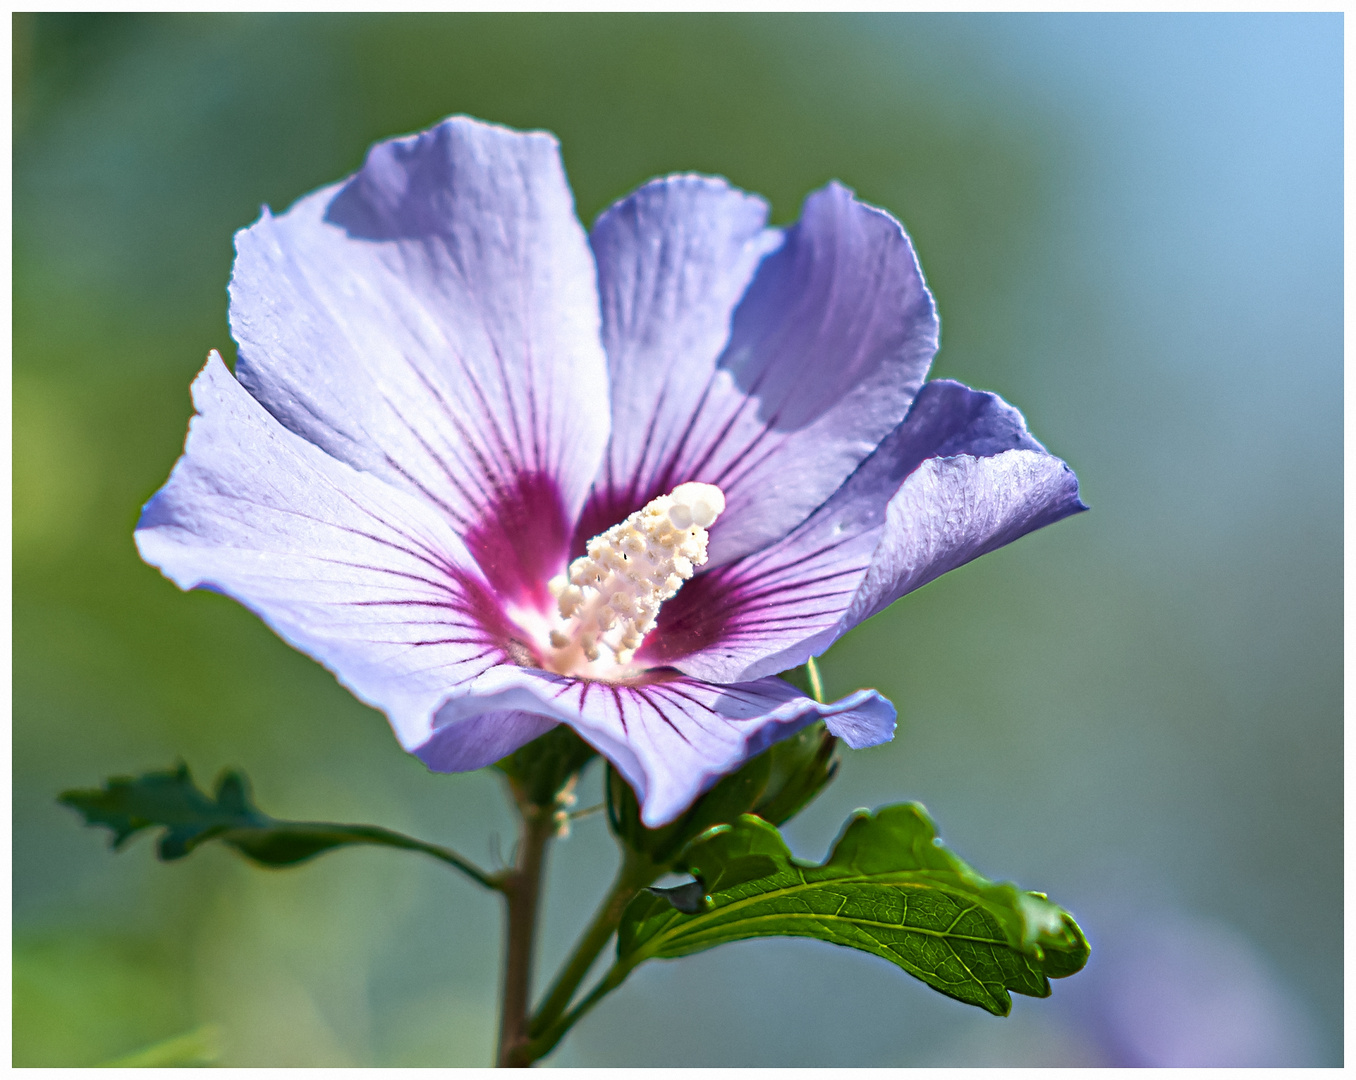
(606, 752), (772, 867)
(605, 720), (843, 865)
(751, 722), (840, 826)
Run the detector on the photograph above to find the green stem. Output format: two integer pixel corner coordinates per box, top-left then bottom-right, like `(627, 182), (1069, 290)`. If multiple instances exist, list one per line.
(523, 960), (633, 1064)
(252, 824), (505, 890)
(528, 851), (658, 1042)
(495, 783), (556, 1067)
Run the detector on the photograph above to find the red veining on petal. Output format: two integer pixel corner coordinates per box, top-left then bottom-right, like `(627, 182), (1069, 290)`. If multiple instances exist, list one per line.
(633, 568), (735, 665)
(448, 565), (540, 666)
(463, 470), (571, 612)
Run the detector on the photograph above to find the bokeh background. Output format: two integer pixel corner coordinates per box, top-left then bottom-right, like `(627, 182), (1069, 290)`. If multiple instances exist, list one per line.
(13, 13), (1341, 1067)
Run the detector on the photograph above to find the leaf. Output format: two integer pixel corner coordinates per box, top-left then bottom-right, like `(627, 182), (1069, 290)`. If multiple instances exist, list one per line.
(59, 763), (498, 886)
(59, 762), (258, 860)
(616, 804), (1089, 1015)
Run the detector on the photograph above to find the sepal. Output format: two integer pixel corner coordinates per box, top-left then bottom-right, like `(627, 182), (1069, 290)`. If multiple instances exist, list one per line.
(751, 721), (840, 825)
(495, 723), (598, 808)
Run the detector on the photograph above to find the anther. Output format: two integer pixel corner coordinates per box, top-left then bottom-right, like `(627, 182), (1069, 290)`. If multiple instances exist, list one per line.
(544, 482), (726, 670)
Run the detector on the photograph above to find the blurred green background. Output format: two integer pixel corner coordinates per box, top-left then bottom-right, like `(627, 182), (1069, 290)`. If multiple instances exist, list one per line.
(13, 13), (1340, 1067)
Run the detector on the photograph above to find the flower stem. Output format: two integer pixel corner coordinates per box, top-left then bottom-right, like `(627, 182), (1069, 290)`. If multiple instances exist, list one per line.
(495, 779), (556, 1067)
(527, 851), (658, 1044)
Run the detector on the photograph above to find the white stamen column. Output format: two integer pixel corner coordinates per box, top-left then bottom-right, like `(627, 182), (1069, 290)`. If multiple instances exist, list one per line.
(546, 482), (725, 671)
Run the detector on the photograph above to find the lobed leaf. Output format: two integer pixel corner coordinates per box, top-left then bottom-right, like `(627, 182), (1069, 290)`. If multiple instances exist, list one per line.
(616, 803), (1088, 1015)
(59, 763), (497, 885)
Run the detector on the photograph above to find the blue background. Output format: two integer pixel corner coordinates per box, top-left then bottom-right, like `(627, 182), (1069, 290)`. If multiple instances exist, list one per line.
(13, 13), (1341, 1066)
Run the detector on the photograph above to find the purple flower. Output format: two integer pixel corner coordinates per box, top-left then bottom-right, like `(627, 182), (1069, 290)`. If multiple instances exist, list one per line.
(135, 116), (1084, 826)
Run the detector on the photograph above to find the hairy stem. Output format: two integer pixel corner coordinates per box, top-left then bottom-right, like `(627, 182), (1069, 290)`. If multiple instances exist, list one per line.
(495, 781), (556, 1067)
(528, 851), (658, 1043)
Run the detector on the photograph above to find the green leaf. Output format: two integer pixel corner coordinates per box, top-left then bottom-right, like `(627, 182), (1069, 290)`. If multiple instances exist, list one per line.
(615, 804), (1089, 1015)
(59, 762), (256, 860)
(59, 763), (499, 887)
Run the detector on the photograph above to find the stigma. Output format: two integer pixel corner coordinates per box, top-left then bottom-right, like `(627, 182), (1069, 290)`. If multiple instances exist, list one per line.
(544, 482), (725, 675)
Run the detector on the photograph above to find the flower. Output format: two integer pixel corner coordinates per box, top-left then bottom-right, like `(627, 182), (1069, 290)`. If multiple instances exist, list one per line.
(135, 116), (1085, 826)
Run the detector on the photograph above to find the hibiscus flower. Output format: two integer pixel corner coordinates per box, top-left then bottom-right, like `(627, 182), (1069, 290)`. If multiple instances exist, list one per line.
(135, 116), (1084, 826)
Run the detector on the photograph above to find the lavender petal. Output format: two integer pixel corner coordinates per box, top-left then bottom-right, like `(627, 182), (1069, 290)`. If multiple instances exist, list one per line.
(577, 175), (779, 546)
(423, 665), (896, 826)
(846, 441), (1086, 628)
(229, 115), (611, 607)
(135, 353), (513, 756)
(415, 710), (560, 773)
(647, 380), (1085, 683)
(587, 180), (938, 565)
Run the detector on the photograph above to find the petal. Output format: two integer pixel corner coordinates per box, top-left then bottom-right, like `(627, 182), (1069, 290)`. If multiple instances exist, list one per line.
(846, 442), (1087, 629)
(423, 666), (896, 826)
(229, 115), (611, 609)
(135, 353), (523, 754)
(581, 179), (938, 567)
(415, 710), (559, 773)
(643, 380), (1086, 683)
(577, 175), (780, 545)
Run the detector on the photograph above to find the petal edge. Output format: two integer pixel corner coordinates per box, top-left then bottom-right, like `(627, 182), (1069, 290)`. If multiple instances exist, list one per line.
(420, 666), (896, 826)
